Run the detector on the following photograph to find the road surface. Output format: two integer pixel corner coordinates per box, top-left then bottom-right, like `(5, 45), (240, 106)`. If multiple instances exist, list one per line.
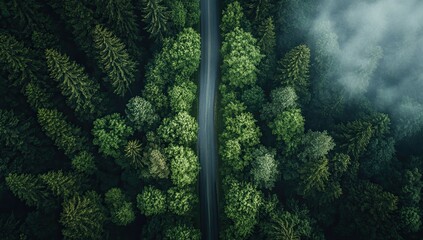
(198, 0), (219, 239)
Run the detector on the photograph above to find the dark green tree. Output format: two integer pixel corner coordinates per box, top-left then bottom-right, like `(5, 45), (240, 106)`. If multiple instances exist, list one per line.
(60, 191), (106, 240)
(39, 170), (79, 198)
(37, 108), (86, 157)
(124, 140), (143, 168)
(335, 119), (373, 159)
(142, 0), (169, 39)
(93, 25), (137, 96)
(261, 87), (298, 120)
(45, 49), (102, 119)
(5, 173), (48, 207)
(71, 151), (97, 175)
(24, 82), (53, 109)
(164, 223), (201, 240)
(105, 188), (135, 226)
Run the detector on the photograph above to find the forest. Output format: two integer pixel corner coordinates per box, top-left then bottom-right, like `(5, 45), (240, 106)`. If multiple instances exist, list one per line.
(1, 0), (423, 240)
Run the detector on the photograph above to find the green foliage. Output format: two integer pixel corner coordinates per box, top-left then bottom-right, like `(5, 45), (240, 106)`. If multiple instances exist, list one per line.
(95, 0), (139, 57)
(361, 137), (395, 178)
(71, 151), (97, 175)
(241, 85), (265, 113)
(266, 211), (312, 240)
(147, 148), (169, 179)
(24, 82), (52, 109)
(166, 145), (199, 187)
(167, 187), (198, 216)
(277, 45), (311, 103)
(399, 207), (421, 233)
(401, 168), (423, 206)
(92, 113), (134, 159)
(125, 97), (158, 131)
(250, 146), (278, 189)
(60, 191), (106, 240)
(5, 173), (48, 207)
(221, 1), (244, 33)
(0, 34), (36, 85)
(39, 170), (79, 197)
(298, 157), (330, 195)
(142, 0), (169, 39)
(168, 81), (196, 113)
(137, 186), (166, 216)
(224, 179), (263, 238)
(261, 87), (298, 120)
(270, 108), (304, 152)
(93, 25), (137, 96)
(221, 27), (263, 89)
(105, 188), (135, 226)
(0, 110), (30, 152)
(335, 119), (373, 159)
(182, 0), (200, 27)
(299, 130), (335, 161)
(158, 111), (198, 146)
(63, 0), (96, 56)
(164, 223), (201, 240)
(331, 153), (351, 178)
(45, 49), (102, 118)
(168, 1), (186, 29)
(37, 108), (86, 157)
(257, 17), (276, 56)
(124, 140), (143, 168)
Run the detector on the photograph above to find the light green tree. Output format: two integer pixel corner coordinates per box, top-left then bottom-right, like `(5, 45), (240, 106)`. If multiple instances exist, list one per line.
(125, 96), (158, 131)
(270, 108), (304, 152)
(250, 147), (278, 189)
(164, 223), (201, 240)
(137, 186), (166, 216)
(166, 145), (199, 187)
(71, 151), (97, 175)
(168, 82), (196, 113)
(221, 1), (244, 33)
(158, 111), (198, 146)
(39, 170), (79, 197)
(167, 187), (198, 216)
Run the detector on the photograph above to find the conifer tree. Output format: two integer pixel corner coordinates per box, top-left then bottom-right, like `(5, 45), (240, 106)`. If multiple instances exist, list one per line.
(60, 191), (106, 240)
(5, 173), (49, 207)
(277, 45), (311, 103)
(95, 0), (140, 57)
(335, 120), (374, 159)
(39, 170), (79, 198)
(63, 0), (97, 56)
(93, 25), (137, 96)
(124, 140), (143, 168)
(45, 49), (102, 119)
(142, 0), (169, 39)
(37, 108), (87, 157)
(24, 82), (53, 110)
(71, 151), (97, 175)
(0, 34), (36, 86)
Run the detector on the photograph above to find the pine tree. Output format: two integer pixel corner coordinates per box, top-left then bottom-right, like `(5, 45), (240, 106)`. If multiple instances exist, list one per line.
(105, 188), (135, 226)
(24, 82), (53, 110)
(124, 140), (143, 168)
(45, 49), (102, 119)
(39, 170), (79, 198)
(71, 151), (97, 175)
(37, 108), (87, 157)
(5, 173), (49, 207)
(93, 25), (137, 96)
(277, 45), (311, 103)
(142, 0), (169, 39)
(60, 191), (106, 240)
(0, 34), (36, 86)
(63, 0), (97, 56)
(95, 0), (140, 57)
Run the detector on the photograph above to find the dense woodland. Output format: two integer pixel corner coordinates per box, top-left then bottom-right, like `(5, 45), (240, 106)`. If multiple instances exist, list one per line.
(1, 0), (423, 239)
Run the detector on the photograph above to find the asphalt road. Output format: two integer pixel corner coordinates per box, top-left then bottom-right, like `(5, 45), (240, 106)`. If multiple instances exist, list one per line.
(198, 0), (219, 239)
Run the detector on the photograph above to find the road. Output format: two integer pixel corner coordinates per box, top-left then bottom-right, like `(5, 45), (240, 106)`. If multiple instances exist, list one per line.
(198, 0), (219, 239)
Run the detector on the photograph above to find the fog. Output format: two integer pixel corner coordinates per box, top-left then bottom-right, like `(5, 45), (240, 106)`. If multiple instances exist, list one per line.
(310, 0), (423, 138)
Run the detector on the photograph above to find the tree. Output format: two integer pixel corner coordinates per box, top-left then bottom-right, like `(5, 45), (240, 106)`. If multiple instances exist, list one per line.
(164, 223), (201, 240)
(0, 109), (31, 152)
(137, 186), (166, 216)
(167, 187), (198, 216)
(257, 17), (276, 56)
(45, 49), (102, 119)
(168, 81), (196, 113)
(24, 82), (53, 109)
(221, 27), (263, 89)
(63, 0), (96, 56)
(335, 119), (373, 159)
(148, 148), (170, 179)
(166, 145), (199, 187)
(182, 0), (200, 27)
(92, 113), (134, 159)
(125, 96), (158, 131)
(5, 173), (48, 207)
(224, 180), (263, 238)
(71, 151), (97, 175)
(270, 108), (304, 152)
(0, 34), (36, 86)
(105, 188), (135, 226)
(141, 0), (169, 39)
(158, 111), (198, 146)
(95, 0), (139, 57)
(168, 1), (186, 30)
(39, 170), (79, 198)
(60, 191), (106, 240)
(261, 87), (298, 120)
(93, 25), (137, 96)
(37, 108), (86, 157)
(241, 85), (265, 113)
(250, 146), (278, 189)
(221, 1), (244, 34)
(399, 207), (421, 233)
(298, 157), (330, 195)
(266, 211), (312, 240)
(124, 140), (143, 168)
(277, 45), (311, 103)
